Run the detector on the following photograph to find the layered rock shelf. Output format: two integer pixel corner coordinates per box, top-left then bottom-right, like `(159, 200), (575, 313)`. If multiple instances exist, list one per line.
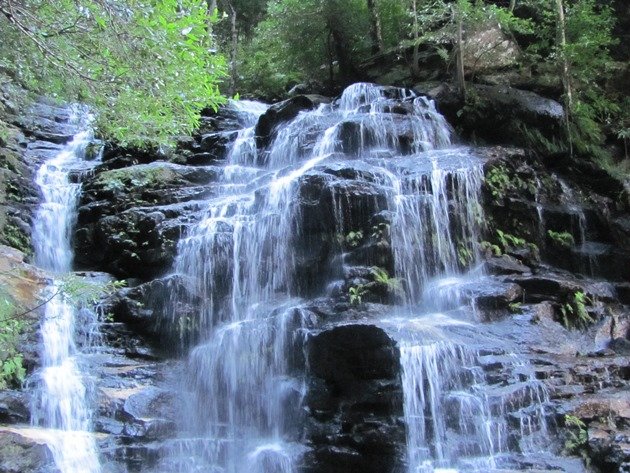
(1, 82), (629, 473)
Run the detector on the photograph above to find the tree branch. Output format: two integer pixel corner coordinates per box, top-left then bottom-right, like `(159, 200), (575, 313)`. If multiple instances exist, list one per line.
(0, 288), (61, 323)
(0, 0), (97, 84)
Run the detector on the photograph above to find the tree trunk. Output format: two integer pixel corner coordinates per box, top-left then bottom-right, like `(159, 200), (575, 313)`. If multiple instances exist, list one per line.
(328, 20), (357, 84)
(366, 0), (384, 54)
(228, 3), (238, 96)
(206, 0), (217, 35)
(509, 0), (516, 12)
(555, 0), (573, 154)
(327, 30), (335, 85)
(454, 5), (466, 99)
(555, 0), (572, 112)
(411, 0), (421, 78)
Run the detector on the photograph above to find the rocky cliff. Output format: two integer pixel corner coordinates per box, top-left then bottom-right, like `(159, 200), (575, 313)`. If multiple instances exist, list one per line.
(0, 81), (629, 473)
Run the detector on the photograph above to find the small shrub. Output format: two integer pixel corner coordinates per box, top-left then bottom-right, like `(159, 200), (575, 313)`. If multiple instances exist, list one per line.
(348, 284), (368, 306)
(2, 223), (31, 255)
(547, 230), (575, 248)
(457, 241), (474, 266)
(371, 267), (403, 295)
(480, 240), (502, 256)
(0, 119), (10, 145)
(485, 164), (537, 202)
(0, 294), (26, 389)
(496, 229), (525, 249)
(559, 291), (594, 329)
(337, 230), (364, 249)
(563, 414), (590, 466)
(508, 302), (522, 313)
(60, 275), (127, 306)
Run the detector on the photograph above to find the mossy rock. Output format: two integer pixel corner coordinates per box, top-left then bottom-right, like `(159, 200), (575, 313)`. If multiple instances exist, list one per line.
(0, 222), (31, 256)
(0, 118), (37, 257)
(93, 163), (188, 194)
(83, 162), (217, 213)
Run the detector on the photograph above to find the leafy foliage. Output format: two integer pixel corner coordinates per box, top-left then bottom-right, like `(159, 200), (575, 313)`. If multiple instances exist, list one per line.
(456, 241), (474, 266)
(371, 266), (403, 294)
(522, 0), (618, 158)
(59, 275), (126, 307)
(559, 291), (593, 329)
(337, 230), (364, 249)
(345, 230), (364, 248)
(239, 0), (373, 96)
(404, 0), (531, 78)
(485, 164), (537, 202)
(496, 229), (525, 250)
(564, 414), (590, 464)
(0, 293), (26, 389)
(0, 0), (227, 146)
(547, 230), (575, 248)
(480, 240), (502, 257)
(348, 284), (367, 305)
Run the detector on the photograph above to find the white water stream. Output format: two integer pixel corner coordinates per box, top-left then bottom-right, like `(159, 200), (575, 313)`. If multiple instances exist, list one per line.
(24, 85), (563, 473)
(30, 106), (102, 473)
(156, 84), (556, 473)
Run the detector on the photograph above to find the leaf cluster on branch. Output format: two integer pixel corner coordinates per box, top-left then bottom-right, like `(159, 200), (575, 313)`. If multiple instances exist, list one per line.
(0, 0), (227, 146)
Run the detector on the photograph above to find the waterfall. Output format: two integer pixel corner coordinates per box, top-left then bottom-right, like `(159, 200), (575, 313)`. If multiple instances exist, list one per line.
(30, 106), (102, 473)
(160, 100), (311, 473)
(156, 84), (556, 473)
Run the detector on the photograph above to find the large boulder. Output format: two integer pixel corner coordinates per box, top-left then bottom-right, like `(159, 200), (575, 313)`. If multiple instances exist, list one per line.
(0, 428), (54, 473)
(428, 83), (564, 147)
(462, 22), (520, 74)
(99, 386), (177, 442)
(75, 205), (199, 279)
(75, 162), (216, 279)
(255, 95), (331, 149)
(304, 324), (405, 473)
(0, 245), (48, 377)
(80, 162), (217, 214)
(308, 324), (399, 389)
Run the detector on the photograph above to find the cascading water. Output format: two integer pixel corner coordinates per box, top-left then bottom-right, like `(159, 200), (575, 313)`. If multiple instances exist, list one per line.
(160, 100), (311, 473)
(30, 106), (102, 473)
(159, 84), (559, 473)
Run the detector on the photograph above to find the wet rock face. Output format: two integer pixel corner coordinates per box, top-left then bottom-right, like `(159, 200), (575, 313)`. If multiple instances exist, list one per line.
(480, 147), (630, 282)
(292, 168), (390, 296)
(0, 96), (72, 257)
(0, 429), (54, 473)
(0, 391), (30, 424)
(73, 109), (245, 280)
(7, 85), (630, 473)
(105, 275), (199, 353)
(472, 145), (630, 471)
(428, 83), (564, 148)
(304, 324), (405, 473)
(74, 162), (217, 279)
(90, 329), (179, 471)
(255, 95), (331, 150)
